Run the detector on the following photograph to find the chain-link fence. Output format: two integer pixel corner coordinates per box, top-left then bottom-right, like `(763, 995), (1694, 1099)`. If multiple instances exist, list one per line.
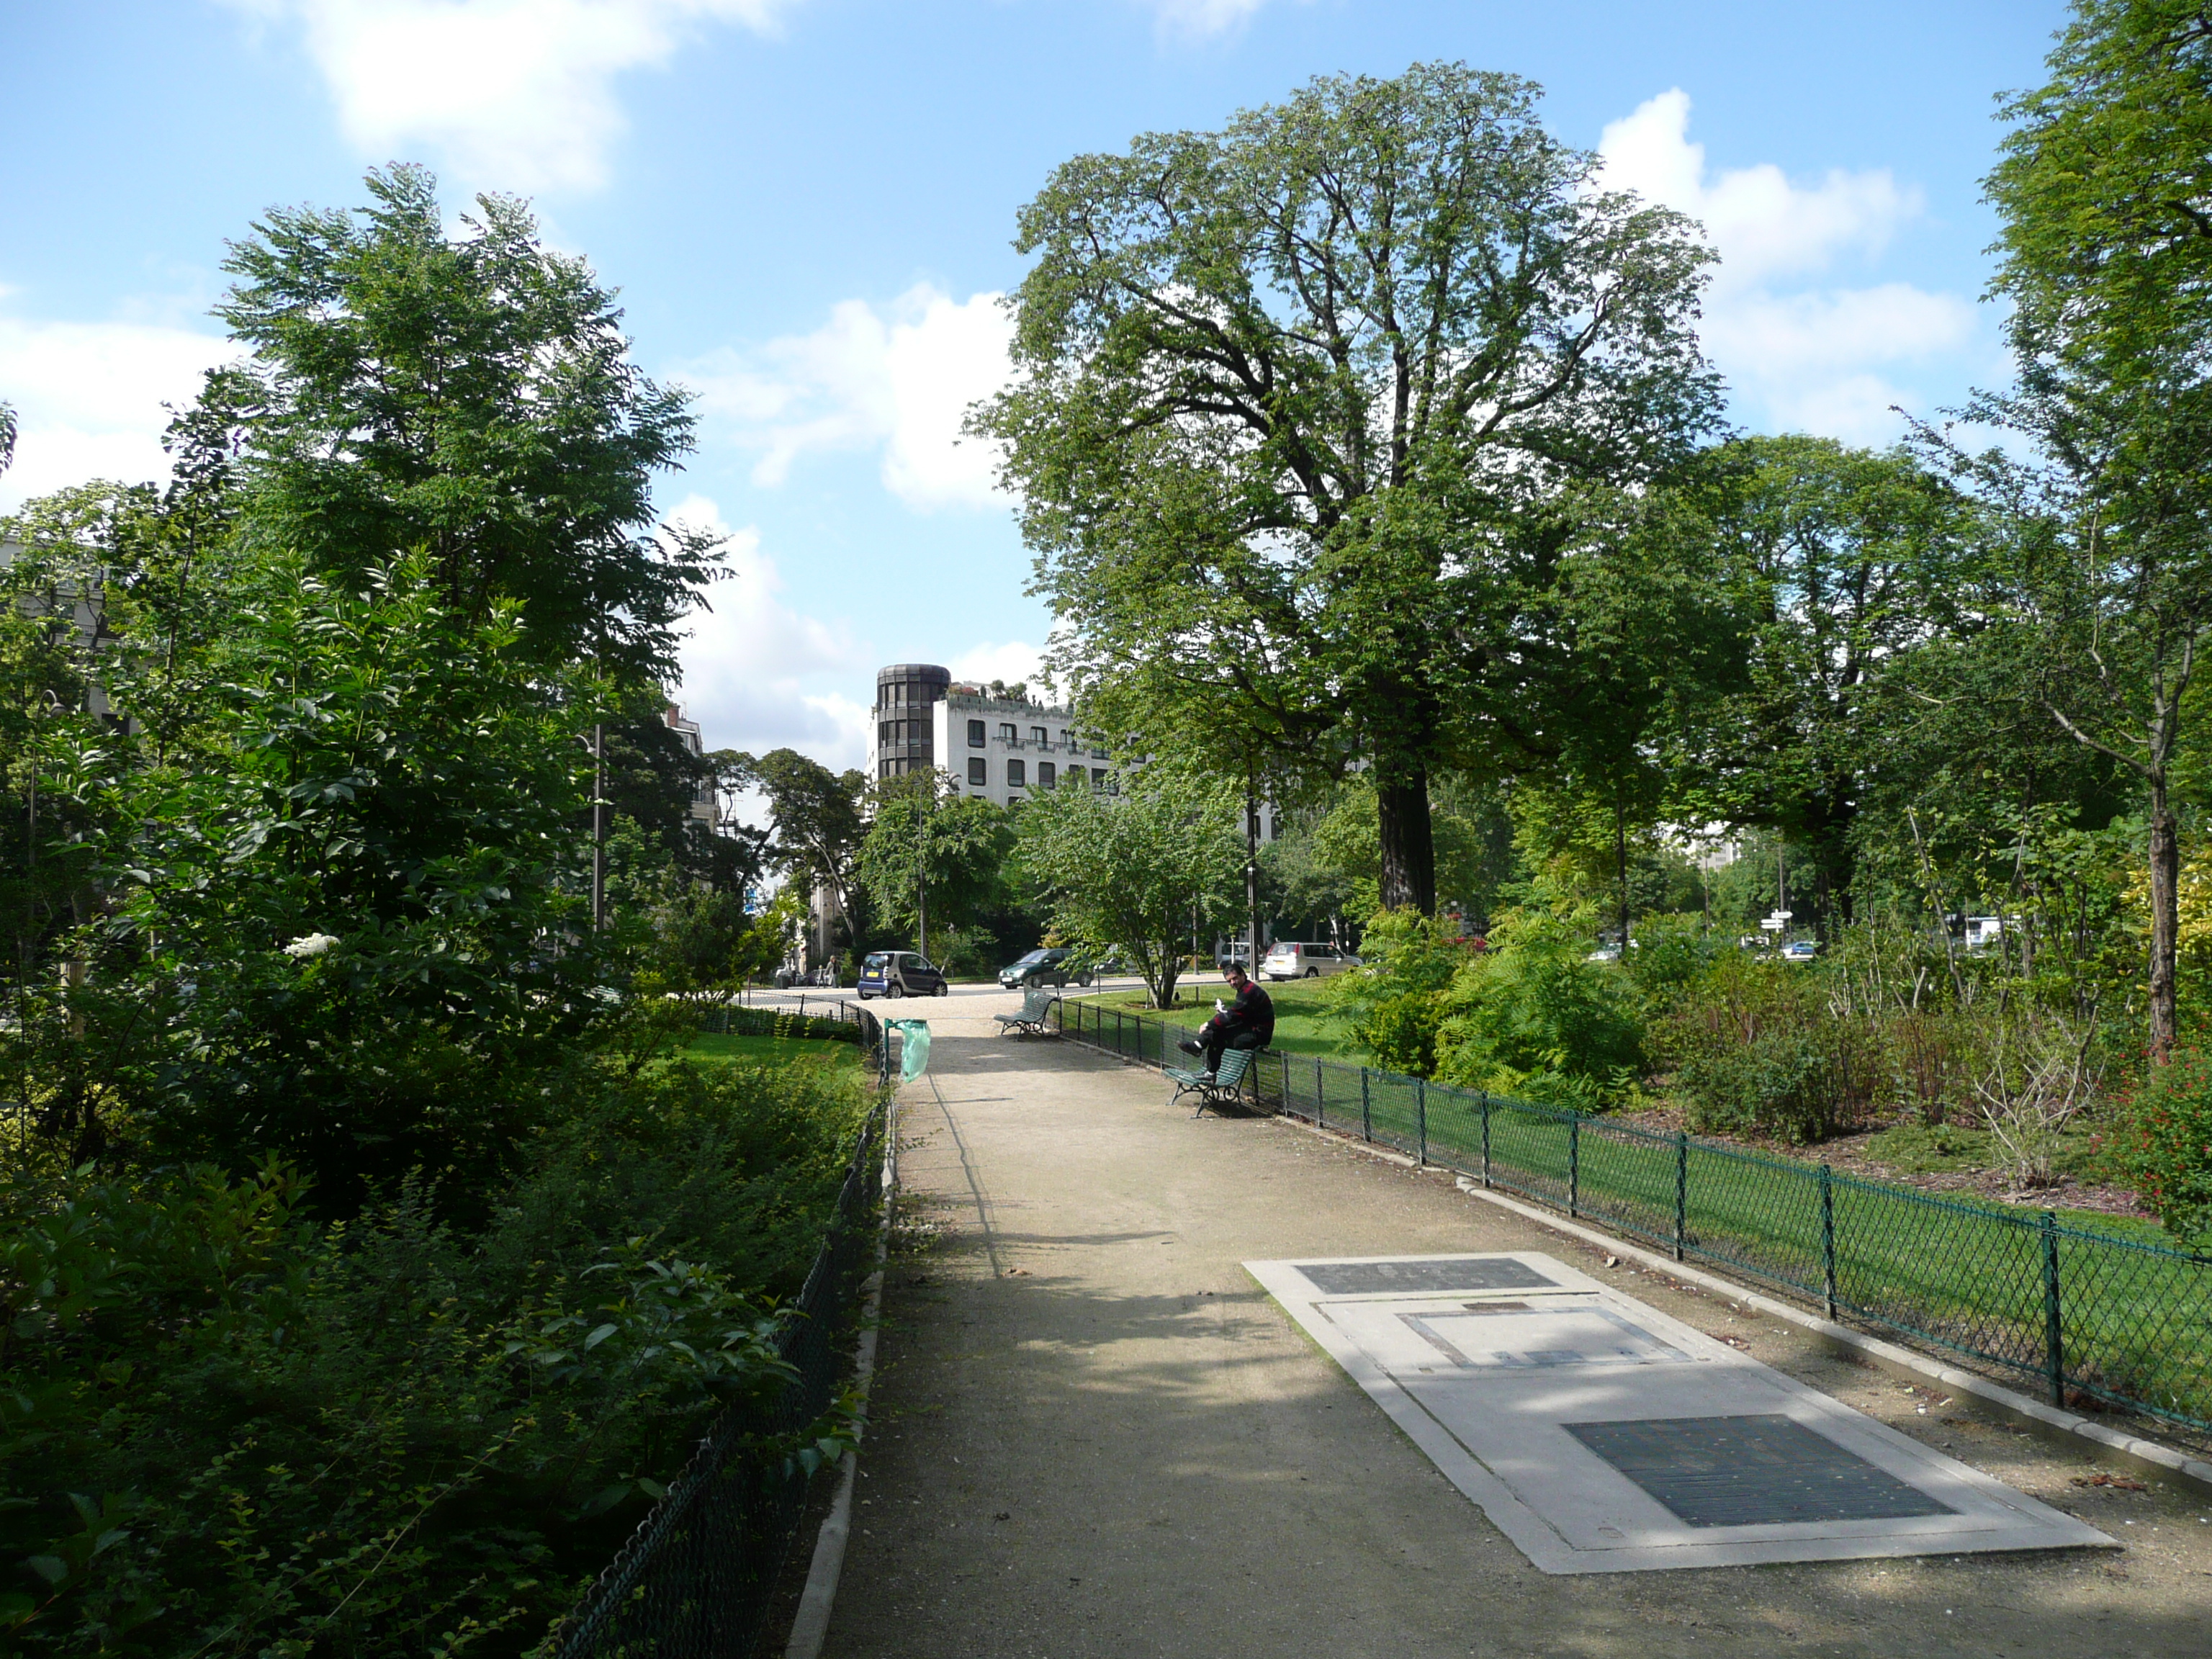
(1050, 997), (2212, 1434)
(549, 1004), (889, 1658)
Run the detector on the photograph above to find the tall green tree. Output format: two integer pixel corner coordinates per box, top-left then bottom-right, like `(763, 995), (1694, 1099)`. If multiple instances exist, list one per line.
(854, 775), (1014, 950)
(979, 62), (1721, 914)
(215, 165), (719, 681)
(1015, 767), (1244, 1009)
(1683, 437), (1978, 933)
(1965, 0), (2212, 1053)
(740, 747), (870, 930)
(48, 554), (603, 1207)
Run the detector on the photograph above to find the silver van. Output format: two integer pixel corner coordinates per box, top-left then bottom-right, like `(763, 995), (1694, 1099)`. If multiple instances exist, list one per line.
(1261, 940), (1357, 981)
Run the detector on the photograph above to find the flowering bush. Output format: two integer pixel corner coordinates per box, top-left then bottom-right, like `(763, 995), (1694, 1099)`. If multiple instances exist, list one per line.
(2118, 1048), (2212, 1249)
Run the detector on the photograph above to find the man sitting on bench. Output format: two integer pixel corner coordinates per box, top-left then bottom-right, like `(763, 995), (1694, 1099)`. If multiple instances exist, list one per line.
(1179, 963), (1274, 1078)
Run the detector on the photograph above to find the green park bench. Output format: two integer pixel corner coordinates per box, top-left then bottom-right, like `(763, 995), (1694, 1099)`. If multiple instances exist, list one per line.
(994, 989), (1061, 1037)
(1164, 1044), (1258, 1118)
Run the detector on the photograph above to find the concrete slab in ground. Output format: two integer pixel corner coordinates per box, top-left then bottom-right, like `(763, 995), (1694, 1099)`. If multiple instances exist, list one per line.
(1251, 1251), (2113, 1573)
(824, 992), (2212, 1659)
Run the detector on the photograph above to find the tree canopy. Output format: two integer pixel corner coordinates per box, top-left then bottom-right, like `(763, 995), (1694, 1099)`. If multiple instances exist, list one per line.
(216, 165), (721, 681)
(980, 62), (1722, 913)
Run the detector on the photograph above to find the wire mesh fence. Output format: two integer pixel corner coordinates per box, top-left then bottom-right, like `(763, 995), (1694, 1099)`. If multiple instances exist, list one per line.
(1049, 997), (2212, 1434)
(549, 1004), (889, 1659)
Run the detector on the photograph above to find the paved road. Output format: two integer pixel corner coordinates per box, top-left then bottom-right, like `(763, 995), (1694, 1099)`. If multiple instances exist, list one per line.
(823, 992), (2210, 1659)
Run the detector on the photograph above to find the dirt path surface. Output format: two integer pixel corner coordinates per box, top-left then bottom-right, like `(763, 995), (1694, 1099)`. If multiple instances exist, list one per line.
(824, 994), (2212, 1659)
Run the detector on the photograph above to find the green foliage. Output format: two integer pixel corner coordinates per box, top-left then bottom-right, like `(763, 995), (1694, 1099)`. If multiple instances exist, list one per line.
(37, 553), (604, 1211)
(0, 1056), (866, 1651)
(1621, 913), (1723, 1016)
(1309, 779), (1501, 922)
(739, 747), (869, 939)
(1656, 953), (1861, 1143)
(1326, 909), (1467, 1076)
(1433, 910), (1644, 1107)
(2117, 1045), (2212, 1248)
(217, 165), (718, 682)
(981, 61), (1721, 912)
(855, 778), (1014, 944)
(640, 885), (806, 1007)
(1014, 765), (1242, 1009)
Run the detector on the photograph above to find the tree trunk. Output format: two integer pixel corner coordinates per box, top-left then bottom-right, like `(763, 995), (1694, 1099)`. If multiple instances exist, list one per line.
(1615, 795), (1629, 950)
(2149, 775), (2179, 1060)
(1376, 767), (1436, 914)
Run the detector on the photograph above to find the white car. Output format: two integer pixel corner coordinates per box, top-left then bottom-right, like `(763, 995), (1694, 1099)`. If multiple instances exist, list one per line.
(1262, 941), (1358, 981)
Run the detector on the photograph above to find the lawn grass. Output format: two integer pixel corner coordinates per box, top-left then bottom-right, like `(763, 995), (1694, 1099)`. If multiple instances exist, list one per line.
(1079, 977), (1370, 1064)
(678, 1030), (863, 1072)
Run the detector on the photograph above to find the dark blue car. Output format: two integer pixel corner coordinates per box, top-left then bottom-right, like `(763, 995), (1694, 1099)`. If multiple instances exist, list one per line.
(857, 950), (948, 999)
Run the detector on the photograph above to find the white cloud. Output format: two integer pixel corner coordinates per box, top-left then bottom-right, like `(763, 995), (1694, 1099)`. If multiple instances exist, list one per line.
(948, 640), (1046, 691)
(665, 493), (871, 767)
(683, 284), (1014, 511)
(1596, 89), (1978, 442)
(225, 0), (794, 194)
(0, 306), (237, 511)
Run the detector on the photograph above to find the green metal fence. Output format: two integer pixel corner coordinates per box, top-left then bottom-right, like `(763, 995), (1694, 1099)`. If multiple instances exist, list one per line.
(1050, 997), (2212, 1435)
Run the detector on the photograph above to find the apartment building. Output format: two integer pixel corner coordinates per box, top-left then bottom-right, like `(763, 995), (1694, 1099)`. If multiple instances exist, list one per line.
(865, 661), (1107, 806)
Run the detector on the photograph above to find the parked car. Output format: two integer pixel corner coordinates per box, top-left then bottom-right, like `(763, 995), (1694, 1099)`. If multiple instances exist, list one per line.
(1780, 939), (1820, 963)
(999, 947), (1089, 990)
(857, 950), (948, 999)
(1586, 942), (1623, 963)
(1261, 940), (1358, 981)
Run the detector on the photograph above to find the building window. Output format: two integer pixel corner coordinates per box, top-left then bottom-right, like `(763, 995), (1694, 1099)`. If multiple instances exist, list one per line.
(968, 719), (986, 747)
(998, 722), (1017, 744)
(1092, 767), (1108, 786)
(1091, 745), (1107, 759)
(1059, 729), (1073, 750)
(968, 757), (987, 786)
(1038, 761), (1056, 788)
(1007, 758), (1026, 788)
(1030, 726), (1048, 746)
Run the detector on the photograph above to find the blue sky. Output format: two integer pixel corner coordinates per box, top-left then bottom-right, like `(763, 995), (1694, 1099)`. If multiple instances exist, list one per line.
(1, 0), (2068, 770)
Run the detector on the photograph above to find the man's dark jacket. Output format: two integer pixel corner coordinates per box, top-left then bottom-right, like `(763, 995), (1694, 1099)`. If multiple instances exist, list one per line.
(1213, 979), (1276, 1046)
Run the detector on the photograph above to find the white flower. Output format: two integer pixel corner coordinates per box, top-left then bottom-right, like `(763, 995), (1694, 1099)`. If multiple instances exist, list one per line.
(283, 933), (341, 959)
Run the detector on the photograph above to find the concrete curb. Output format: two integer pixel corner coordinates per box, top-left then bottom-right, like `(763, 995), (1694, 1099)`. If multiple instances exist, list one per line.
(783, 1089), (900, 1659)
(1262, 1107), (2212, 1501)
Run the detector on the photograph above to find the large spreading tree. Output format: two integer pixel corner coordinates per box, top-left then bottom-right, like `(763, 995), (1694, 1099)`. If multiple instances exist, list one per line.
(978, 61), (1722, 914)
(1964, 0), (2212, 1054)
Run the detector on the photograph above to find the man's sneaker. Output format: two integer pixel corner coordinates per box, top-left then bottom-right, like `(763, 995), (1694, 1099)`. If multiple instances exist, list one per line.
(1199, 1071), (1217, 1084)
(1177, 1038), (1203, 1056)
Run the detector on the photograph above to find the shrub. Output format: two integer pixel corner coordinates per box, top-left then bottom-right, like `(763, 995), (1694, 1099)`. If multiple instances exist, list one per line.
(1326, 909), (1467, 1075)
(1622, 912), (1720, 1017)
(1658, 953), (1846, 1143)
(2117, 1048), (2212, 1249)
(1432, 910), (1642, 1105)
(0, 1053), (868, 1652)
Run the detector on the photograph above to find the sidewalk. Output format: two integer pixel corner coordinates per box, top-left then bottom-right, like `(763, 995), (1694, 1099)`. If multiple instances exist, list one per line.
(824, 995), (2211, 1658)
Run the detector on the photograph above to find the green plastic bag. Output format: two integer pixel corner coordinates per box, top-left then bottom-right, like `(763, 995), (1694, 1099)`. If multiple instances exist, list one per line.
(886, 1018), (931, 1082)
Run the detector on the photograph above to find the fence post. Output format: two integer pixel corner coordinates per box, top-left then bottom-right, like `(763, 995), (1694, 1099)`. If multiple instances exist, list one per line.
(1282, 1051), (1292, 1113)
(2042, 1210), (2065, 1408)
(1568, 1113), (1580, 1218)
(1672, 1131), (1688, 1262)
(1314, 1057), (1325, 1127)
(1480, 1092), (1492, 1187)
(1820, 1163), (1838, 1320)
(1360, 1068), (1372, 1143)
(1416, 1078), (1428, 1166)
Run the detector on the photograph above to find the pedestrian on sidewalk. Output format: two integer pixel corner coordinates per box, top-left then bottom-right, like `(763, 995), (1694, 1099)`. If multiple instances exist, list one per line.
(1179, 963), (1274, 1078)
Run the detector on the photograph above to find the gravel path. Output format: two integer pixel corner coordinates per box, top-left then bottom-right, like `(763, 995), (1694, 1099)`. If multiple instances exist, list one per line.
(822, 992), (2212, 1658)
